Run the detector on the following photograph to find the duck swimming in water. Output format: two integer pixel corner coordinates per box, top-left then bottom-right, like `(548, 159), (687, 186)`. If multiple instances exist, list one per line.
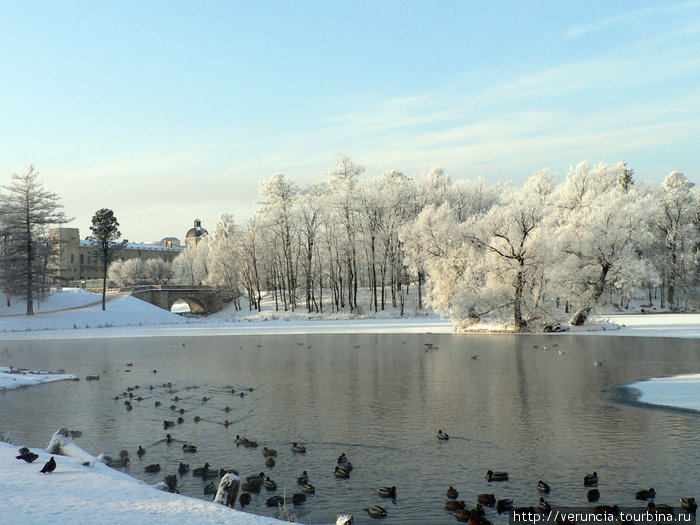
(292, 442), (306, 453)
(263, 447), (278, 457)
(538, 480), (551, 493)
(366, 506), (388, 518)
(584, 472), (598, 486)
(636, 488), (655, 500)
(438, 429), (449, 440)
(377, 486), (397, 498)
(447, 486), (459, 499)
(486, 470), (509, 482)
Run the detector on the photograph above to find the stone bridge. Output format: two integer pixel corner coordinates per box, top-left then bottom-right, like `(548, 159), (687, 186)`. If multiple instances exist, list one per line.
(128, 285), (237, 314)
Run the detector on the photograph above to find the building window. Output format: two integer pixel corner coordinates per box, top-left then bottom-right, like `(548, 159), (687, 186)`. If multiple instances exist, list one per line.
(70, 254), (74, 263)
(80, 254), (84, 264)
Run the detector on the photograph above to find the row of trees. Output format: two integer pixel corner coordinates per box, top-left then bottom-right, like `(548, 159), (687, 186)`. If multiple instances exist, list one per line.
(3, 159), (699, 329)
(158, 156), (700, 329)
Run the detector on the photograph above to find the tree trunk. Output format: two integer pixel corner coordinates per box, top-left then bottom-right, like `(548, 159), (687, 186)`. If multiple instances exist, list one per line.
(570, 263), (610, 326)
(513, 266), (526, 330)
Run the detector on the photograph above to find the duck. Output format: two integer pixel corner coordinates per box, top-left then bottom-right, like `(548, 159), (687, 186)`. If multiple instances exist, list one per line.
(334, 466), (350, 478)
(110, 456), (131, 468)
(235, 435), (248, 445)
(244, 440), (258, 448)
(292, 442), (307, 453)
(584, 471), (598, 486)
(455, 509), (472, 522)
(647, 502), (674, 515)
(297, 471), (309, 485)
(446, 486), (459, 499)
(477, 494), (495, 506)
(377, 486), (397, 498)
(165, 434), (173, 443)
(192, 462), (211, 477)
(538, 480), (551, 493)
(343, 461), (354, 472)
(137, 446), (146, 457)
(587, 488), (600, 502)
(302, 483), (316, 494)
(264, 477), (277, 491)
(636, 488), (656, 500)
(265, 457), (275, 468)
(178, 463), (189, 475)
(496, 499), (514, 514)
(438, 429), (450, 440)
(144, 463), (161, 473)
(266, 495), (284, 507)
(193, 416), (201, 423)
(486, 470), (509, 482)
(203, 482), (217, 495)
(239, 492), (252, 506)
(163, 474), (178, 493)
(680, 497), (697, 513)
(337, 452), (347, 464)
(241, 479), (262, 492)
(163, 420), (175, 429)
(366, 506), (388, 518)
(182, 444), (197, 453)
(292, 493), (306, 505)
(539, 497), (552, 513)
(445, 500), (466, 511)
(263, 447), (278, 457)
(594, 505), (620, 517)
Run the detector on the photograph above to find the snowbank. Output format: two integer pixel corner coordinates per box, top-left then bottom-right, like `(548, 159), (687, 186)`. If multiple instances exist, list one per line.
(0, 366), (77, 390)
(0, 440), (283, 525)
(627, 373), (700, 411)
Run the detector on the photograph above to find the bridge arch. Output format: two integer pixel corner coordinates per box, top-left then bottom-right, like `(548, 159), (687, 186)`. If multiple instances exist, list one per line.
(169, 296), (208, 314)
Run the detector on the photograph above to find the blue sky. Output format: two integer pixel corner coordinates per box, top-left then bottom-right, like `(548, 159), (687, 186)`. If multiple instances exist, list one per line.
(1, 1), (699, 242)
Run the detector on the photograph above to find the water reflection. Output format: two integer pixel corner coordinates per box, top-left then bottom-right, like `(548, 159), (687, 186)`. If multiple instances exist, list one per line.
(0, 334), (698, 524)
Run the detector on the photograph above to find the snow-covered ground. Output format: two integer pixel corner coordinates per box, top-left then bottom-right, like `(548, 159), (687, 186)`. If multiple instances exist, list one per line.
(0, 439), (283, 525)
(0, 366), (77, 390)
(627, 373), (700, 411)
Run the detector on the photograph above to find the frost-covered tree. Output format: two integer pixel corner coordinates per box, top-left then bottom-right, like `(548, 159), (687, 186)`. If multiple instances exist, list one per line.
(654, 171), (699, 308)
(206, 214), (241, 307)
(462, 171), (555, 330)
(0, 165), (70, 315)
(172, 238), (209, 285)
(143, 259), (173, 285)
(553, 161), (657, 325)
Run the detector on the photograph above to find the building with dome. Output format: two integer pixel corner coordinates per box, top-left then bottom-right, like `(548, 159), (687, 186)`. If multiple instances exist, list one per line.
(185, 219), (208, 248)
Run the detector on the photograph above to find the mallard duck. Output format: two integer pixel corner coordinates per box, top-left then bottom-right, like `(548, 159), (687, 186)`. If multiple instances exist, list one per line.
(584, 471), (598, 486)
(455, 509), (472, 522)
(182, 444), (197, 453)
(538, 480), (550, 493)
(334, 466), (350, 478)
(343, 461), (354, 472)
(163, 420), (175, 429)
(264, 477), (277, 491)
(235, 435), (247, 445)
(636, 488), (655, 500)
(378, 486), (397, 498)
(302, 483), (316, 494)
(165, 434), (173, 443)
(647, 502), (674, 516)
(496, 499), (514, 514)
(244, 439), (258, 448)
(292, 442), (306, 453)
(681, 497), (697, 512)
(539, 497), (551, 513)
(486, 470), (509, 482)
(366, 506), (388, 518)
(446, 486), (459, 499)
(110, 456), (130, 468)
(239, 492), (251, 506)
(438, 429), (449, 440)
(477, 494), (495, 506)
(587, 488), (600, 502)
(203, 482), (217, 495)
(266, 495), (284, 507)
(241, 479), (262, 492)
(265, 457), (275, 467)
(144, 463), (161, 473)
(263, 447), (278, 457)
(178, 462), (189, 475)
(445, 500), (466, 511)
(337, 453), (347, 464)
(137, 446), (146, 457)
(292, 493), (306, 505)
(297, 470), (309, 485)
(192, 462), (211, 476)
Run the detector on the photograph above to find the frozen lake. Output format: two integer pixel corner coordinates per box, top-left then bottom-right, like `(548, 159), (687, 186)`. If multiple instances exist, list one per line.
(0, 333), (698, 523)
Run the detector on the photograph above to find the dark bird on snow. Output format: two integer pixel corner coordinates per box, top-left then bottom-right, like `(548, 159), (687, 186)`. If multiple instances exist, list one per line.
(40, 456), (56, 473)
(16, 451), (39, 463)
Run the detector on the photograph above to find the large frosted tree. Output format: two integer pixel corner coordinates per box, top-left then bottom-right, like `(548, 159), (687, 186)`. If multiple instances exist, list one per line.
(0, 165), (70, 315)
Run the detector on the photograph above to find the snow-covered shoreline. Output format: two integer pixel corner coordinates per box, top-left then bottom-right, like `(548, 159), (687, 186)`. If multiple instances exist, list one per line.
(0, 439), (283, 525)
(0, 366), (78, 390)
(627, 373), (700, 411)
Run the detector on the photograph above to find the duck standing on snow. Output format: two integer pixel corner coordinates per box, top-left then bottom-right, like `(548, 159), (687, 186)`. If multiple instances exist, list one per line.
(16, 448), (39, 463)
